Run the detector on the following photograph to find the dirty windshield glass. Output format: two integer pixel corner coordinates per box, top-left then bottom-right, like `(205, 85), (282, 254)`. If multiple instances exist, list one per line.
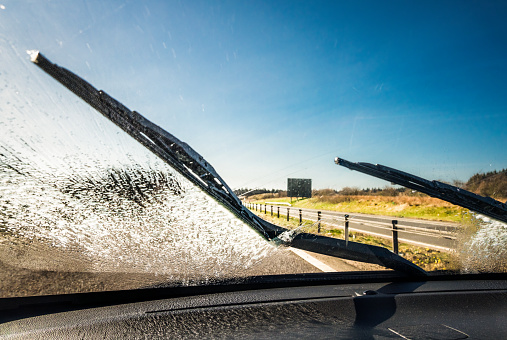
(1, 1), (506, 297)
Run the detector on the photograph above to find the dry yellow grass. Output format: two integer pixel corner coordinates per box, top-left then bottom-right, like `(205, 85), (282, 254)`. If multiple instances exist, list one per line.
(313, 194), (456, 207)
(248, 194), (466, 222)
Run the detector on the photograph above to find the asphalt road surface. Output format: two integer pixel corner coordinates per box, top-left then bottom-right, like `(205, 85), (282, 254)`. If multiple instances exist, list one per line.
(250, 204), (459, 251)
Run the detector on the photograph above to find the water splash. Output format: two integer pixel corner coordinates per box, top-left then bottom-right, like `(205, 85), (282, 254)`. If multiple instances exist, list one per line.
(0, 146), (279, 279)
(271, 220), (320, 246)
(459, 214), (507, 273)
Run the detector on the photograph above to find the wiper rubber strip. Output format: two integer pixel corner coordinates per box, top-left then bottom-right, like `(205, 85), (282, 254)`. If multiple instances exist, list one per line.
(31, 52), (427, 276)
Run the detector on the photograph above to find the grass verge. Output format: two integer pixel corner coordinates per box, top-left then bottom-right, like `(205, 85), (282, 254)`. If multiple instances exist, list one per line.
(249, 195), (466, 222)
(250, 208), (457, 272)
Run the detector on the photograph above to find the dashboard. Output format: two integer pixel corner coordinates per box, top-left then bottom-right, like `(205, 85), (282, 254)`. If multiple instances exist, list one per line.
(1, 272), (506, 339)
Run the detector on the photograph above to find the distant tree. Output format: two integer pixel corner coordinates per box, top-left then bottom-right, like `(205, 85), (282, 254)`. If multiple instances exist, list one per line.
(235, 188), (285, 197)
(338, 187), (361, 196)
(312, 189), (337, 196)
(465, 169), (507, 198)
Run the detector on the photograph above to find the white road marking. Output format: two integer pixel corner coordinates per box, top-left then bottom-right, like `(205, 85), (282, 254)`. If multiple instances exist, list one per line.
(289, 247), (337, 272)
(388, 328), (411, 339)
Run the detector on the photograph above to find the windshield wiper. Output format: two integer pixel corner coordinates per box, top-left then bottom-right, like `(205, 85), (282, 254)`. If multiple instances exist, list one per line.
(31, 52), (426, 276)
(335, 157), (507, 224)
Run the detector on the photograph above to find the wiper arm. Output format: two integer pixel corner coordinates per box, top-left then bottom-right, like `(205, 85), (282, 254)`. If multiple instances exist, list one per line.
(335, 157), (507, 224)
(31, 52), (426, 276)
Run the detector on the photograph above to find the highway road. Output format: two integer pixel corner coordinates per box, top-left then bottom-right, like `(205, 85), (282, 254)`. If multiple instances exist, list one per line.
(248, 203), (459, 251)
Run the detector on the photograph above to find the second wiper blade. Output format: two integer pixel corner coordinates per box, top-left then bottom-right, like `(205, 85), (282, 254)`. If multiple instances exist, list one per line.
(335, 157), (507, 223)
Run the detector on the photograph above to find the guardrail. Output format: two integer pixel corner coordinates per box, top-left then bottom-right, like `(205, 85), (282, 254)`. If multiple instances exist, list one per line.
(244, 202), (457, 253)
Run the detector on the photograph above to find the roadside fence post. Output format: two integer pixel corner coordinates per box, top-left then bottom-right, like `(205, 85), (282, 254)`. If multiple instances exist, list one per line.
(344, 214), (349, 246)
(392, 220), (399, 254)
(299, 209), (302, 226)
(317, 211), (321, 233)
(270, 205), (273, 216)
(264, 204), (266, 214)
(287, 208), (290, 221)
(277, 206), (280, 218)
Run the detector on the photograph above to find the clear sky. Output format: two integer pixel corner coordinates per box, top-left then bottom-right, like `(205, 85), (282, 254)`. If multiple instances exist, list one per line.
(1, 0), (506, 191)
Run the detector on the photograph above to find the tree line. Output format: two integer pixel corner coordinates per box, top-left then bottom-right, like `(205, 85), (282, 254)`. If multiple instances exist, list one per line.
(236, 169), (507, 199)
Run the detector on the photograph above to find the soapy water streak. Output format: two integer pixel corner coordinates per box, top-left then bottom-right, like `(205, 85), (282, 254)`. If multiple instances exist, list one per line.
(0, 148), (281, 280)
(460, 215), (507, 273)
(0, 46), (292, 287)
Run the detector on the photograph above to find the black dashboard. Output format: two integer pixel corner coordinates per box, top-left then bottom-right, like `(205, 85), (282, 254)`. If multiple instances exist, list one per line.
(1, 272), (506, 339)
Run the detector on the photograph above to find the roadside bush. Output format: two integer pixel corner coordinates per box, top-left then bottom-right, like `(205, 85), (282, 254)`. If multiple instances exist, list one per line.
(277, 190), (287, 198)
(312, 189), (337, 196)
(314, 195), (352, 204)
(338, 187), (362, 196)
(249, 193), (278, 200)
(377, 187), (400, 197)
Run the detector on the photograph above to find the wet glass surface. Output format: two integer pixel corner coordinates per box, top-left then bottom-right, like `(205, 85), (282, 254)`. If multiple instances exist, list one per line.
(0, 1), (506, 297)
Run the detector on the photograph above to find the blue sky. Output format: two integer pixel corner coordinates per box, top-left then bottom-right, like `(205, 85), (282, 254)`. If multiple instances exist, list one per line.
(1, 0), (506, 190)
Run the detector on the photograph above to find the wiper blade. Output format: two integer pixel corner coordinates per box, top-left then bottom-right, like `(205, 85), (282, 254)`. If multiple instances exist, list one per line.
(30, 52), (271, 237)
(335, 157), (507, 224)
(31, 52), (426, 276)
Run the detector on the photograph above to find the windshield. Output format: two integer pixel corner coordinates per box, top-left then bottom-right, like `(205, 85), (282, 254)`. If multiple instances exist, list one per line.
(1, 0), (506, 298)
